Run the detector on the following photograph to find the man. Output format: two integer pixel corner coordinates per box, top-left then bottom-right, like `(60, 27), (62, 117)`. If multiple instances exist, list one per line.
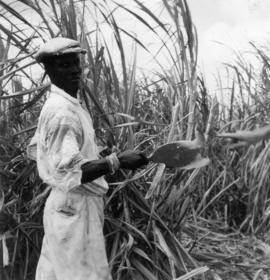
(28, 37), (148, 280)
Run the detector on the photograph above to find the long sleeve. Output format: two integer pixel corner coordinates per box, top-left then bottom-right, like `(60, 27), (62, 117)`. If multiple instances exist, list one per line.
(37, 110), (85, 192)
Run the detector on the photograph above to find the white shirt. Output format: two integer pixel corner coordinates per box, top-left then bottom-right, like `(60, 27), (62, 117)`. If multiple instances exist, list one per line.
(28, 84), (108, 196)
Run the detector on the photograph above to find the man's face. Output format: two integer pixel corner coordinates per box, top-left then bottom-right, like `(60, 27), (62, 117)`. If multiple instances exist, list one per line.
(45, 53), (82, 95)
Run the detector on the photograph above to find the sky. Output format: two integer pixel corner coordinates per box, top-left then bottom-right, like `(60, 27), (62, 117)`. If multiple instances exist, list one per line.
(104, 0), (270, 92)
(187, 0), (270, 90)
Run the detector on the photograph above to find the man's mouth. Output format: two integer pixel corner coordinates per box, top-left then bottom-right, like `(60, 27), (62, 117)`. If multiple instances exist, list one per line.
(71, 76), (80, 82)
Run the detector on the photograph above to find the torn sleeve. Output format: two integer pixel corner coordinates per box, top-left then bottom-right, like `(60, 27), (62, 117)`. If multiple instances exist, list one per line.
(41, 111), (86, 192)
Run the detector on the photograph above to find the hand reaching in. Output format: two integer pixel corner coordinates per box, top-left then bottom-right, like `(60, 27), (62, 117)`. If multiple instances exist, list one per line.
(217, 126), (270, 149)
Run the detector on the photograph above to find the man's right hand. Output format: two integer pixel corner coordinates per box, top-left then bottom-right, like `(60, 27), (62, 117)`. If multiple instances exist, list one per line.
(117, 150), (148, 170)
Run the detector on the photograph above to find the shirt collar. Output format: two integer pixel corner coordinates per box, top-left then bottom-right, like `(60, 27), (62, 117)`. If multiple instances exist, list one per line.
(50, 84), (80, 105)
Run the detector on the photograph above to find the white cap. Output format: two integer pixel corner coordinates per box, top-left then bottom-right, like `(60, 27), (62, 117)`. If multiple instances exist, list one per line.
(35, 37), (86, 62)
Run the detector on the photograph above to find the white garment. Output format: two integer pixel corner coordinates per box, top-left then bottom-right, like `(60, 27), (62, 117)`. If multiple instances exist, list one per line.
(28, 85), (111, 280)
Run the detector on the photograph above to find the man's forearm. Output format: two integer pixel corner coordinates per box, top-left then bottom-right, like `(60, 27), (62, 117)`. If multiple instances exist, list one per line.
(255, 124), (270, 141)
(80, 150), (147, 183)
(81, 158), (110, 184)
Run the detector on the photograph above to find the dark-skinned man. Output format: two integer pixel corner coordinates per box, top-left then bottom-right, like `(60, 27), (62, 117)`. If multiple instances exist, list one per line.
(27, 37), (148, 280)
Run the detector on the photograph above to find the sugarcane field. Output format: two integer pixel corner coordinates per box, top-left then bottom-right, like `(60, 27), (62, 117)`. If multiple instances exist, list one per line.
(2, 0), (270, 279)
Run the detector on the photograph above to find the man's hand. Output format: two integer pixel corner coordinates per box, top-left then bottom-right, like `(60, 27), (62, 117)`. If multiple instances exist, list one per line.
(217, 128), (270, 149)
(117, 150), (148, 170)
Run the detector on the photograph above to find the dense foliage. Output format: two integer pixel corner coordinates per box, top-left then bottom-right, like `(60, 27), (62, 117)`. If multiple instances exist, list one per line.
(1, 1), (270, 279)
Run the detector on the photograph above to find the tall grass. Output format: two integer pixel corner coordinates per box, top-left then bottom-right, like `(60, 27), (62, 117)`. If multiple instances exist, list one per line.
(1, 1), (270, 280)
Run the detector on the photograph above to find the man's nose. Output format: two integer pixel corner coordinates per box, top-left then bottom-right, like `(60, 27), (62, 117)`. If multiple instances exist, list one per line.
(72, 64), (81, 74)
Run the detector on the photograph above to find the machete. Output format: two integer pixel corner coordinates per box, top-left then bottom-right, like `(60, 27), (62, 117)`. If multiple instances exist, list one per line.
(148, 129), (210, 169)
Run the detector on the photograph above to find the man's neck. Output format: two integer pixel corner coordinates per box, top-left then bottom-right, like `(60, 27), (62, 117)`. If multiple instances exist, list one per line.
(52, 82), (78, 98)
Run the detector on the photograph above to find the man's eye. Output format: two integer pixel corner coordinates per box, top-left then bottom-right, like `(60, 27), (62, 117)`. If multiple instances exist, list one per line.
(62, 63), (69, 67)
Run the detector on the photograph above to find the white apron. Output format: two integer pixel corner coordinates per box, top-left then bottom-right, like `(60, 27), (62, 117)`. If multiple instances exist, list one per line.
(28, 85), (111, 280)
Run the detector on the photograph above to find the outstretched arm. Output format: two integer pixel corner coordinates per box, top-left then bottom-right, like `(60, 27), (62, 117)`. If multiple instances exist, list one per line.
(81, 150), (148, 184)
(217, 125), (270, 148)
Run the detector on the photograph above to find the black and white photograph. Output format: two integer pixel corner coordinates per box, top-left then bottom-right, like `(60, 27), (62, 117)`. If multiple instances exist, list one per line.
(1, 0), (270, 279)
